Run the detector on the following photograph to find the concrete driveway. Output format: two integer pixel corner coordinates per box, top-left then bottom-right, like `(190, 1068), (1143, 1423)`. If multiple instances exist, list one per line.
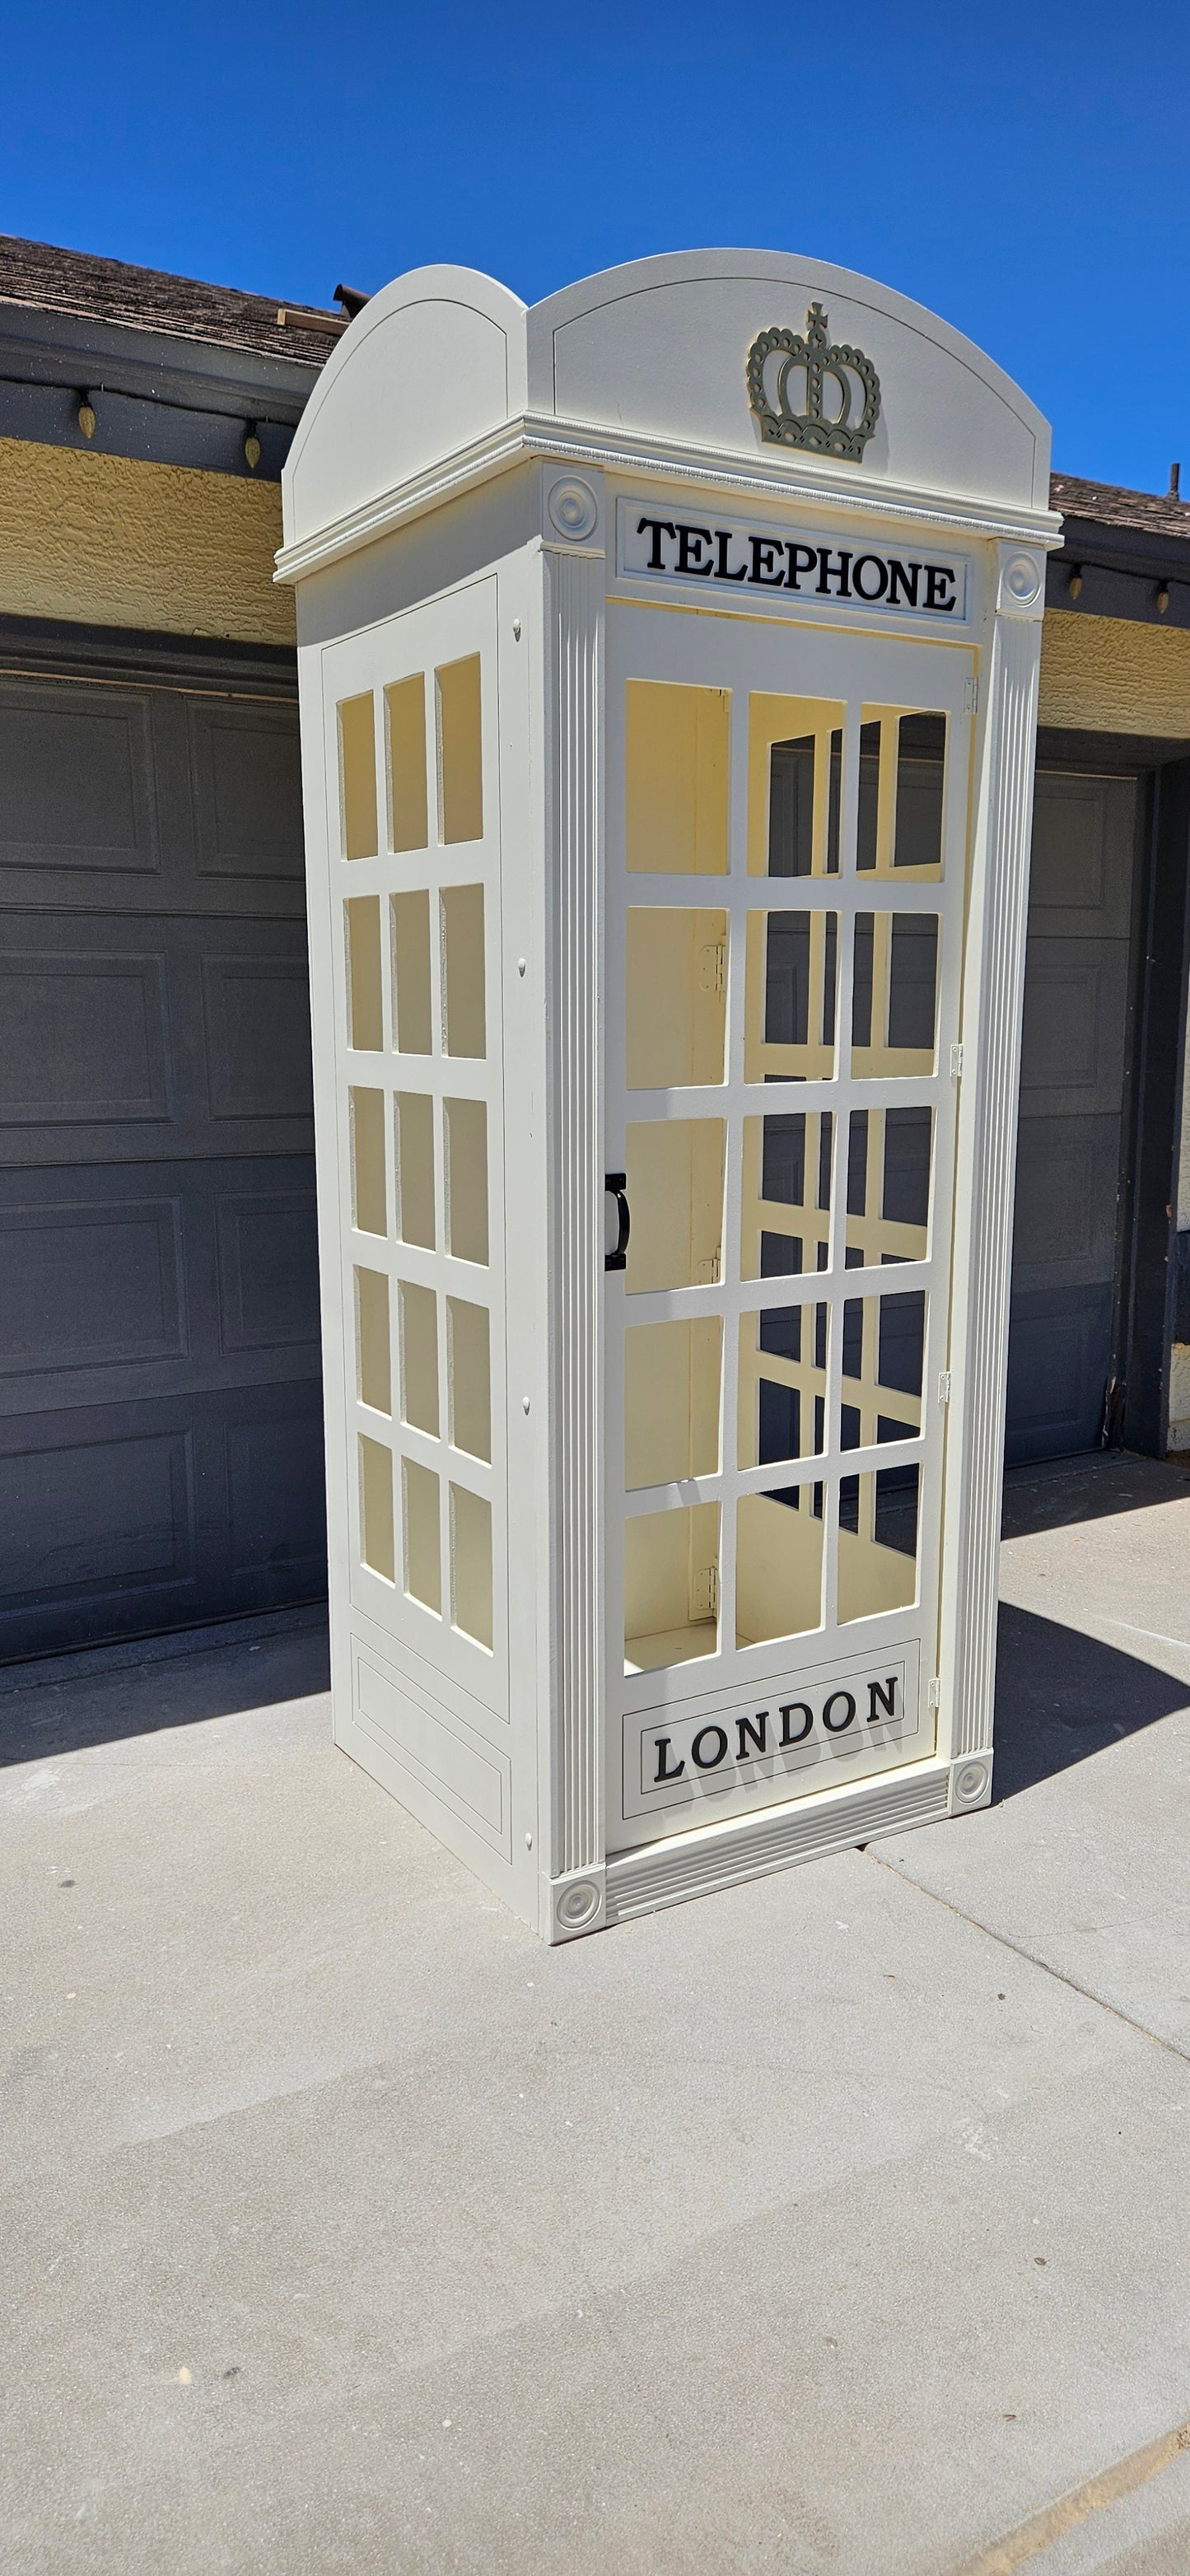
(4, 1454), (1190, 2576)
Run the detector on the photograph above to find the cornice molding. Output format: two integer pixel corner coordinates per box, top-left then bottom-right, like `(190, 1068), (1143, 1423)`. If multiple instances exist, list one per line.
(276, 410), (1062, 586)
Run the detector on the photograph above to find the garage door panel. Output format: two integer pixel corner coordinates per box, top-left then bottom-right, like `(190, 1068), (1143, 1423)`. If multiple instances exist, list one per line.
(0, 1382), (325, 1660)
(0, 1420), (197, 1612)
(188, 700), (306, 884)
(0, 917), (315, 1164)
(0, 659), (325, 1663)
(0, 1195), (186, 1376)
(1006, 769), (1137, 1467)
(216, 1188), (320, 1353)
(0, 681), (159, 879)
(0, 1156), (319, 1417)
(1019, 936), (1129, 1116)
(0, 950), (170, 1127)
(1010, 1113), (1122, 1289)
(201, 956), (315, 1122)
(1028, 772), (1136, 938)
(1006, 1286), (1114, 1461)
(226, 1393), (327, 1596)
(0, 678), (305, 917)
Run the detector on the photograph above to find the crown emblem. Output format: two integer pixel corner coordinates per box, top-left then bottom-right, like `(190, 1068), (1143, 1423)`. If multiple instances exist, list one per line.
(747, 303), (881, 462)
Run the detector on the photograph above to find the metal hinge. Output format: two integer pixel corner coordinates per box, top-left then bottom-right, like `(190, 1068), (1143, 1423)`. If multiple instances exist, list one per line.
(926, 1676), (941, 1710)
(938, 1370), (952, 1407)
(964, 676), (979, 714)
(698, 940), (726, 996)
(696, 1248), (722, 1285)
(950, 1041), (964, 1078)
(692, 1563), (719, 1618)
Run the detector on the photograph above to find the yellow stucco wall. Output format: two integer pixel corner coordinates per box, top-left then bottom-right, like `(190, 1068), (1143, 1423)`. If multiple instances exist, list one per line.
(1038, 609), (1190, 738)
(0, 436), (293, 645)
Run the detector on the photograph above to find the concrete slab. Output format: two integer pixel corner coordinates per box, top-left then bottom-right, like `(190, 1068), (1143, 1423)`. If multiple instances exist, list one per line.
(3, 1465), (1190, 2576)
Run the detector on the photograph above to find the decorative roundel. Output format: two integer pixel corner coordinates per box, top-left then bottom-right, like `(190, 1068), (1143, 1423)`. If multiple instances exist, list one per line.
(954, 1759), (991, 1807)
(556, 1878), (601, 1929)
(1002, 553), (1043, 607)
(547, 477), (599, 543)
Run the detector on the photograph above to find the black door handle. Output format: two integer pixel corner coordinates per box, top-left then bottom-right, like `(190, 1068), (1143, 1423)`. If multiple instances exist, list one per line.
(604, 1173), (630, 1272)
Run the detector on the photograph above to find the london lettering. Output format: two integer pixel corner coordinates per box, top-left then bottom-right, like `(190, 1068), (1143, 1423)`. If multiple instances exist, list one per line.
(627, 511), (962, 618)
(650, 1670), (901, 1787)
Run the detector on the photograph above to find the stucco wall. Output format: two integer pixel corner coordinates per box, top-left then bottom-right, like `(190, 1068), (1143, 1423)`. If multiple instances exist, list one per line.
(0, 436), (293, 644)
(1038, 609), (1190, 738)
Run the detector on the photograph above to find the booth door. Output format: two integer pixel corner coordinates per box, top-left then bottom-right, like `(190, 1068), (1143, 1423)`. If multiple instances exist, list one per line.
(604, 608), (969, 1852)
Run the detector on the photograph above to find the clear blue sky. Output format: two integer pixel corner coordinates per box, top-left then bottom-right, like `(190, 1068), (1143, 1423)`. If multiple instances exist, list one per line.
(5, 0), (1188, 495)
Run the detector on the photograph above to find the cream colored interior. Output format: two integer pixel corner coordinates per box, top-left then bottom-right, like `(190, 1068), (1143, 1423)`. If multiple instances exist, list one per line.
(624, 1318), (721, 1489)
(740, 1109), (833, 1281)
(385, 674), (429, 853)
(436, 655), (483, 844)
(350, 1087), (387, 1237)
(747, 693), (847, 877)
(744, 907), (838, 1082)
(391, 890), (433, 1054)
(360, 1434), (394, 1582)
(851, 912), (939, 1080)
(355, 1267), (391, 1414)
(345, 895), (384, 1052)
(625, 681), (729, 874)
(623, 1120), (725, 1291)
(445, 1097), (488, 1264)
(618, 683), (940, 1681)
(394, 1092), (435, 1248)
(626, 908), (726, 1089)
(341, 638), (499, 1675)
(448, 1297), (492, 1462)
(845, 1107), (932, 1265)
(399, 1280), (439, 1436)
(338, 693), (378, 861)
(624, 1502), (720, 1672)
(450, 1484), (493, 1649)
(441, 884), (487, 1058)
(403, 1458), (441, 1612)
(735, 1493), (824, 1645)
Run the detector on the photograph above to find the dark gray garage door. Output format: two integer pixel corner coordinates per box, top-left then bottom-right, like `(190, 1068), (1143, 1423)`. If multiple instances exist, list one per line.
(1006, 768), (1138, 1463)
(0, 656), (326, 1660)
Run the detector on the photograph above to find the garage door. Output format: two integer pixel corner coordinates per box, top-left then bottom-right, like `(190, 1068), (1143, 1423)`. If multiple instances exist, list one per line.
(0, 658), (326, 1661)
(1005, 767), (1138, 1463)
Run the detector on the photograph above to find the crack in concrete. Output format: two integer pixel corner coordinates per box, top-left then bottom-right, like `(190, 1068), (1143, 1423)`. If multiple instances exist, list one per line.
(868, 1851), (1190, 2070)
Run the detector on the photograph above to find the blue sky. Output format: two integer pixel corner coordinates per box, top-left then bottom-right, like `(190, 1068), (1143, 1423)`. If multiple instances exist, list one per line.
(5, 0), (1188, 494)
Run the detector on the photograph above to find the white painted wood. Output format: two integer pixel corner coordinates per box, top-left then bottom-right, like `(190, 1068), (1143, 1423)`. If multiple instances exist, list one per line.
(282, 251), (1057, 1941)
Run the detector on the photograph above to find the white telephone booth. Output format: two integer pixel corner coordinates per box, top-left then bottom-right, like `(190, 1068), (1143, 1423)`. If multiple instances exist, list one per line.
(278, 251), (1057, 1941)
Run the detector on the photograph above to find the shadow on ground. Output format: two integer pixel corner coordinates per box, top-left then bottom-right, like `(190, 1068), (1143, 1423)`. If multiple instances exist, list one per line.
(0, 1613), (330, 1765)
(992, 1600), (1189, 1799)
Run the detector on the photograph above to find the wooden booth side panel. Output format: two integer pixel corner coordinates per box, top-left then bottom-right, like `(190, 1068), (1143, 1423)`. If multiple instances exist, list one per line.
(306, 574), (537, 1913)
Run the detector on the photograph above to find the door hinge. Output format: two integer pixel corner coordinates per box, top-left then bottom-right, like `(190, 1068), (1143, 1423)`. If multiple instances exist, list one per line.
(698, 940), (726, 996)
(692, 1563), (719, 1619)
(964, 676), (979, 713)
(950, 1041), (964, 1078)
(926, 1676), (941, 1710)
(696, 1248), (721, 1285)
(938, 1370), (952, 1407)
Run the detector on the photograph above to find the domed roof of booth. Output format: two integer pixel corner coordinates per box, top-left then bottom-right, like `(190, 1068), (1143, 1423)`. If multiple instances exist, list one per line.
(278, 250), (1056, 576)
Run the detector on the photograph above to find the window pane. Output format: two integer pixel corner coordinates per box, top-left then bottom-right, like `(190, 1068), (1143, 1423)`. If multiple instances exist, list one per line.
(626, 681), (729, 875)
(338, 693), (377, 861)
(626, 908), (726, 1088)
(625, 1317), (721, 1489)
(436, 656), (483, 844)
(741, 1109), (833, 1281)
(623, 1120), (725, 1291)
(624, 1503), (720, 1672)
(735, 1488), (824, 1646)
